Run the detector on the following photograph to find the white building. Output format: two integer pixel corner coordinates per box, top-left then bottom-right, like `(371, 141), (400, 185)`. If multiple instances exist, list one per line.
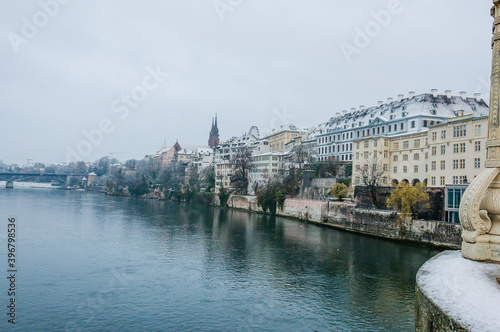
(316, 90), (488, 162)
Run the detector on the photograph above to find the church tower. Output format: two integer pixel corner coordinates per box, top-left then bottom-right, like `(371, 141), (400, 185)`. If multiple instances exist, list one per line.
(208, 114), (220, 149)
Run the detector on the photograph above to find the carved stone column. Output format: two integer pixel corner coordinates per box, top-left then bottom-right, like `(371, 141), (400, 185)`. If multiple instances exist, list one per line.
(459, 0), (500, 262)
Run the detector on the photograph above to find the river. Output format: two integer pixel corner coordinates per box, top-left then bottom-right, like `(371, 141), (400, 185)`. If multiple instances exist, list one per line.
(0, 188), (439, 331)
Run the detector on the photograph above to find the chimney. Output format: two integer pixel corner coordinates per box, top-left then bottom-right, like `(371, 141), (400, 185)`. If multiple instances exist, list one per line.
(445, 90), (452, 99)
(378, 100), (384, 106)
(351, 107), (357, 113)
(359, 105), (365, 111)
(431, 89), (438, 98)
(342, 110), (348, 114)
(460, 91), (467, 100)
(474, 93), (481, 102)
(409, 91), (416, 99)
(335, 112), (341, 117)
(387, 97), (393, 103)
(398, 94), (404, 101)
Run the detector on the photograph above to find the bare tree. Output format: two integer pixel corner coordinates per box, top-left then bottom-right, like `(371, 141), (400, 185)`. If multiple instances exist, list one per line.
(230, 146), (253, 195)
(359, 156), (384, 207)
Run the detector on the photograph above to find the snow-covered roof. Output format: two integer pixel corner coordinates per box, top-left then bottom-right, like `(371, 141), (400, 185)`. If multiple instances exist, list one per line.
(263, 123), (304, 138)
(318, 93), (488, 135)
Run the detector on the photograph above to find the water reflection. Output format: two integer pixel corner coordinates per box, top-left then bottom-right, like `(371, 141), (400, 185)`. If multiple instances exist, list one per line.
(0, 189), (439, 331)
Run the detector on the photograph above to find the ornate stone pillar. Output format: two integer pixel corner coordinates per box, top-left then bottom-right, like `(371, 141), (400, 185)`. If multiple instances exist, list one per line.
(459, 0), (500, 262)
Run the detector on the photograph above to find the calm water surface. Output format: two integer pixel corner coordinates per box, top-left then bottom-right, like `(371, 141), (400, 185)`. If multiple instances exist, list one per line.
(0, 188), (439, 331)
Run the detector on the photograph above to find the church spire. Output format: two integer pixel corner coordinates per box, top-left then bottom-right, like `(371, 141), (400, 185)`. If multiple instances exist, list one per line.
(208, 114), (220, 149)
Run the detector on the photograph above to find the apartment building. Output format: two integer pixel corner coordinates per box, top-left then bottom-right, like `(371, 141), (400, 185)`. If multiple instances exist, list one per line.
(352, 115), (488, 187)
(263, 124), (303, 153)
(317, 90), (488, 162)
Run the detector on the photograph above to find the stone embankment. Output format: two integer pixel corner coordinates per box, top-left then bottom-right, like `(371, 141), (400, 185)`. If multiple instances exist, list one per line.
(226, 195), (461, 249)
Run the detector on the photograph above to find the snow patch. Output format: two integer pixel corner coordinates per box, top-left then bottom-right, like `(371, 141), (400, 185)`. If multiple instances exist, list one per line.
(418, 251), (500, 332)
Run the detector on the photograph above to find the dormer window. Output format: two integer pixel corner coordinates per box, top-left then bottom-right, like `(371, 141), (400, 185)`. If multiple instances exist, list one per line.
(430, 109), (437, 115)
(390, 115), (396, 120)
(402, 112), (408, 117)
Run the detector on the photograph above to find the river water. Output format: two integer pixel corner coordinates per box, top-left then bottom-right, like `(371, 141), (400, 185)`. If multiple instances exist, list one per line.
(0, 188), (439, 331)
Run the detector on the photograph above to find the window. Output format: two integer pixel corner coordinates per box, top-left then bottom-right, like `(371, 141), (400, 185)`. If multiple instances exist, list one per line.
(356, 142), (360, 149)
(411, 121), (416, 128)
(374, 140), (378, 147)
(393, 155), (399, 162)
(441, 160), (446, 170)
(384, 151), (388, 158)
(475, 158), (481, 168)
(431, 161), (436, 170)
(453, 176), (467, 185)
(401, 123), (404, 130)
(425, 152), (428, 159)
(383, 177), (388, 184)
(414, 139), (420, 148)
(364, 152), (368, 159)
(431, 177), (436, 186)
(460, 159), (465, 169)
(384, 139), (389, 147)
(364, 141), (369, 148)
(414, 165), (419, 173)
(432, 132), (437, 141)
(453, 144), (459, 153)
(453, 125), (467, 138)
(475, 141), (481, 152)
(460, 143), (465, 153)
(383, 164), (388, 171)
(356, 165), (361, 171)
(414, 153), (420, 160)
(441, 145), (446, 155)
(393, 166), (398, 174)
(453, 160), (459, 169)
(441, 130), (447, 139)
(403, 166), (408, 173)
(403, 154), (409, 161)
(475, 125), (481, 136)
(394, 142), (399, 150)
(403, 141), (409, 149)
(432, 146), (437, 156)
(356, 152), (360, 160)
(440, 176), (445, 186)
(425, 164), (429, 172)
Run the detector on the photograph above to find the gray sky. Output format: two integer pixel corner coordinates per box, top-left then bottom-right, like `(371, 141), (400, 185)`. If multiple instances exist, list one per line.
(0, 0), (493, 164)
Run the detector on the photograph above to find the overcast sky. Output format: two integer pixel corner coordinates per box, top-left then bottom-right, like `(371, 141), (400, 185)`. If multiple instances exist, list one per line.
(0, 0), (494, 164)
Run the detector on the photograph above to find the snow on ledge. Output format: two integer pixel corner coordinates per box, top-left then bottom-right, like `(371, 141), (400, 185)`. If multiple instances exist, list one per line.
(417, 251), (500, 332)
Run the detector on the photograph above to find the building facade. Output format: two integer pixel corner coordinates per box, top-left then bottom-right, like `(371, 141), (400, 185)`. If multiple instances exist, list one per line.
(316, 90), (488, 162)
(352, 115), (488, 188)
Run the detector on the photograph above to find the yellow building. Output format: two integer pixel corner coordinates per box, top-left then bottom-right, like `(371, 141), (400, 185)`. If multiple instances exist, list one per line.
(264, 124), (302, 153)
(352, 115), (488, 188)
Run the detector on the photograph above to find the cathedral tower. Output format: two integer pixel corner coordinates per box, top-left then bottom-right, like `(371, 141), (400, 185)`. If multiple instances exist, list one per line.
(208, 114), (220, 149)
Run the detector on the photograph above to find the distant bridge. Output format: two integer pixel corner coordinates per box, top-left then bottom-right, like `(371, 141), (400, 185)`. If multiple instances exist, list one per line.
(0, 172), (86, 188)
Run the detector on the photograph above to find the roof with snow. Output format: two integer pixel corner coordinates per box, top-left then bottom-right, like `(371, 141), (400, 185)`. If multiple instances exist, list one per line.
(318, 92), (489, 135)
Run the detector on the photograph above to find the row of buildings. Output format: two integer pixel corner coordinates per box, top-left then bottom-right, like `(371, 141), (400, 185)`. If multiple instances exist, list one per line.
(152, 89), (490, 221)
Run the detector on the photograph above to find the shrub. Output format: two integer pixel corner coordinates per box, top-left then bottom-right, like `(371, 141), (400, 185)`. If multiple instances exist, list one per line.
(331, 183), (348, 201)
(387, 182), (430, 218)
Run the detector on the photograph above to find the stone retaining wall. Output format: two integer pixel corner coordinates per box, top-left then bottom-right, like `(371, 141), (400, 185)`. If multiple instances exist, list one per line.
(226, 195), (461, 249)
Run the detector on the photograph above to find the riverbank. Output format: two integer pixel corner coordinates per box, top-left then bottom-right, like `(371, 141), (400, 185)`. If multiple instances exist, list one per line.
(225, 195), (461, 249)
